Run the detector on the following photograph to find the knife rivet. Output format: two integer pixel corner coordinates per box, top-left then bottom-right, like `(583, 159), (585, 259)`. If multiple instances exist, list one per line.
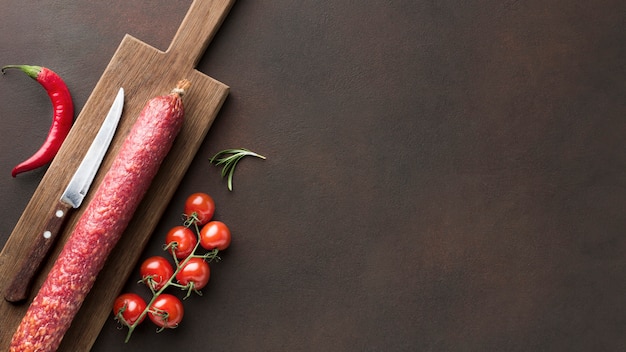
(56, 209), (64, 218)
(43, 231), (52, 239)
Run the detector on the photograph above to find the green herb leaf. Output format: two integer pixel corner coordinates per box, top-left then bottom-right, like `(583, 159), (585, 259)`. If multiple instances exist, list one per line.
(209, 148), (266, 191)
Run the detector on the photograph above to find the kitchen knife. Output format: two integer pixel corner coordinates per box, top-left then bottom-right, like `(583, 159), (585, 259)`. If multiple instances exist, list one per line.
(4, 88), (124, 304)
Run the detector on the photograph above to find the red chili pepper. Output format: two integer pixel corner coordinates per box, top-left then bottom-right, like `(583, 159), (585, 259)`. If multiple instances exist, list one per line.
(2, 65), (74, 177)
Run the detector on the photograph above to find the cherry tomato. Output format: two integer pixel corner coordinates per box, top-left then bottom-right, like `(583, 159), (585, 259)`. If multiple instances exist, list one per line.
(165, 226), (198, 259)
(140, 256), (174, 291)
(199, 220), (231, 251)
(113, 293), (147, 326)
(148, 293), (184, 328)
(184, 192), (215, 226)
(176, 257), (211, 290)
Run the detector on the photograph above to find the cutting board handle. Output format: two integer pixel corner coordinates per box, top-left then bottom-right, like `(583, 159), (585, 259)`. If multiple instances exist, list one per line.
(167, 0), (236, 67)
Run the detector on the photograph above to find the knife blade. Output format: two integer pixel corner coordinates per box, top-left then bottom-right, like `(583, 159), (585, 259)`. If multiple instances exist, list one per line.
(4, 88), (124, 303)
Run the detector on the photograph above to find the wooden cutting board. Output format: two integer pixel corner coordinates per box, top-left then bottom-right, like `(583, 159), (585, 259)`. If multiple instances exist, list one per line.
(0, 0), (234, 350)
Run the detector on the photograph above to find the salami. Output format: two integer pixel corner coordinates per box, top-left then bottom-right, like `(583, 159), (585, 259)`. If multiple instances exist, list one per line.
(10, 80), (191, 352)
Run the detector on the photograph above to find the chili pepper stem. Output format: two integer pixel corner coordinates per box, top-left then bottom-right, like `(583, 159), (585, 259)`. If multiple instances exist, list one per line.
(1, 64), (41, 79)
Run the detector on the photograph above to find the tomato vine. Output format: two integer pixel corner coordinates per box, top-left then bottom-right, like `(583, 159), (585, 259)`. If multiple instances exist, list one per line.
(113, 192), (231, 342)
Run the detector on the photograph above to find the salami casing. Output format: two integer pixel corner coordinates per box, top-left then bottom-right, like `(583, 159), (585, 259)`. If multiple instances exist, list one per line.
(10, 80), (191, 352)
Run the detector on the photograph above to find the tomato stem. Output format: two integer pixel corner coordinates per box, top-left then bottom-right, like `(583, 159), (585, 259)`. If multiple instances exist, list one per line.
(167, 244), (181, 267)
(183, 212), (201, 227)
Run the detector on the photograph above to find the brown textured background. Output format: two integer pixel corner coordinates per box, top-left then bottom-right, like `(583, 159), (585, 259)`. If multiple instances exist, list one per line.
(1, 0), (625, 351)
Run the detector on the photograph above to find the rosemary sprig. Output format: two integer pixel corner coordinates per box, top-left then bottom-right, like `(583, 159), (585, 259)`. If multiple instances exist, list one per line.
(209, 148), (266, 191)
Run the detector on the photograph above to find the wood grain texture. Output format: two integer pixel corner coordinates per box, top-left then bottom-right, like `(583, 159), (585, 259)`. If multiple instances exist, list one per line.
(0, 0), (234, 350)
(4, 200), (72, 303)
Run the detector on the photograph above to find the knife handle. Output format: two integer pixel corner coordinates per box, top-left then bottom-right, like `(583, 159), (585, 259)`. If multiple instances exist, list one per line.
(4, 200), (73, 304)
